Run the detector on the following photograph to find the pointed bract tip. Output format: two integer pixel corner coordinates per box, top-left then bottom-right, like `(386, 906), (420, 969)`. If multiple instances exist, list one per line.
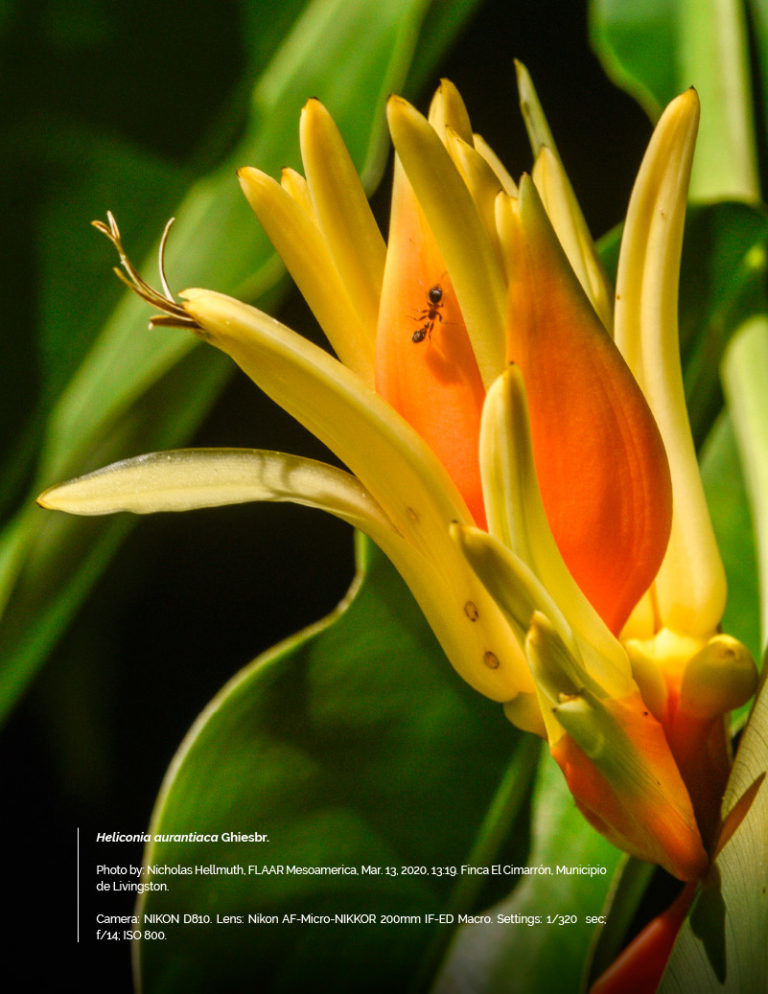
(386, 93), (411, 115)
(667, 85), (700, 122)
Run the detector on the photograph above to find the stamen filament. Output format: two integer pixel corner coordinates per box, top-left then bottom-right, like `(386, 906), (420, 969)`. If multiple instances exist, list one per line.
(91, 212), (200, 330)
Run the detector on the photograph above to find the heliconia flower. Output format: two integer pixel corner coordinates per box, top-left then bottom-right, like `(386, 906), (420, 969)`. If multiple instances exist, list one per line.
(38, 68), (757, 881)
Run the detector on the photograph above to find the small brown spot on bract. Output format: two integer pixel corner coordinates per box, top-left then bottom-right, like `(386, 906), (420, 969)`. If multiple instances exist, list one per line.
(406, 506), (419, 523)
(464, 601), (479, 621)
(483, 650), (500, 669)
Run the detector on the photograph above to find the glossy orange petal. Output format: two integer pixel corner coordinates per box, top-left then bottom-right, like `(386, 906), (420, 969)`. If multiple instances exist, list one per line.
(505, 178), (672, 632)
(375, 161), (487, 526)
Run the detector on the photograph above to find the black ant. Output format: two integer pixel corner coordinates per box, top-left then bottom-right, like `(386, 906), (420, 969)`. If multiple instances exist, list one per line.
(411, 284), (444, 343)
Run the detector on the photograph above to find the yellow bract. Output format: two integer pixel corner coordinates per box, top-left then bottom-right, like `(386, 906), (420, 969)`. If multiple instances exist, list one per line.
(615, 89), (727, 638)
(180, 287), (533, 702)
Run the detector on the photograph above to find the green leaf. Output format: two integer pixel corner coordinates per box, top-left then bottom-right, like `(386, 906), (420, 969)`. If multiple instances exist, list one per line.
(722, 318), (768, 650)
(0, 126), (183, 511)
(0, 346), (232, 716)
(679, 203), (768, 448)
(430, 756), (625, 994)
(747, 0), (768, 185)
(589, 0), (760, 201)
(588, 0), (677, 120)
(700, 414), (762, 674)
(136, 537), (525, 993)
(0, 0), (482, 723)
(658, 670), (768, 992)
(0, 0), (281, 508)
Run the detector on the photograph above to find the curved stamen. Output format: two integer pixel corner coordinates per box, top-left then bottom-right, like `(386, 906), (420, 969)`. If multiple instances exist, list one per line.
(91, 212), (200, 330)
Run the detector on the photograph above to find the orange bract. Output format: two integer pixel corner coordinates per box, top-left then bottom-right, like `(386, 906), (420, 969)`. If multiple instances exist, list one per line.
(551, 694), (709, 881)
(376, 165), (487, 527)
(505, 180), (672, 633)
